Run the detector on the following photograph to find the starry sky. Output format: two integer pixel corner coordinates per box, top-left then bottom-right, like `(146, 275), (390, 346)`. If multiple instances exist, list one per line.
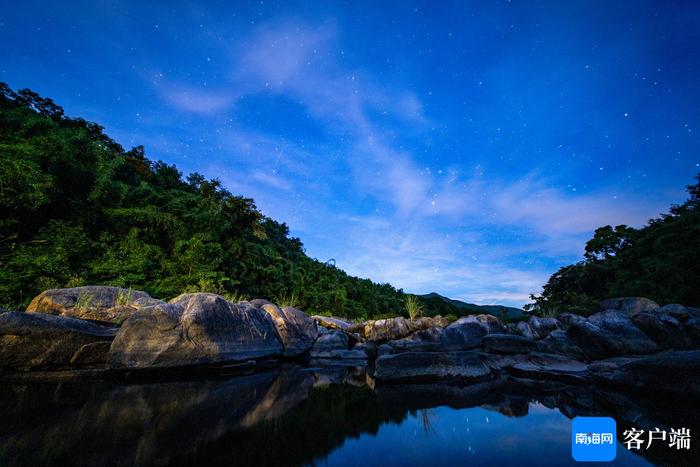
(2, 1), (699, 306)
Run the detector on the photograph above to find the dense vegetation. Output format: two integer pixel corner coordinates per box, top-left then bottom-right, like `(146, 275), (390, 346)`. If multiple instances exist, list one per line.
(0, 84), (412, 318)
(0, 84), (518, 320)
(528, 174), (700, 314)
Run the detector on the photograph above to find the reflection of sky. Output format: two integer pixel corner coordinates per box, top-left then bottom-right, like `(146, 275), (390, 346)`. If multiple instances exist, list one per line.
(318, 404), (651, 467)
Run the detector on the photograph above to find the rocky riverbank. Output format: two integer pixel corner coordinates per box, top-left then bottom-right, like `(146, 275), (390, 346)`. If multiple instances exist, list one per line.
(1, 286), (699, 395)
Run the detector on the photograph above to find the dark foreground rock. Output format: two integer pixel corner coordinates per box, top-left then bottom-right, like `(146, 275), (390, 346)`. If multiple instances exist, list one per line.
(0, 311), (116, 370)
(590, 350), (700, 395)
(483, 334), (539, 354)
(26, 286), (163, 325)
(374, 351), (493, 382)
(599, 297), (660, 316)
(631, 310), (693, 349)
(567, 310), (658, 359)
(485, 352), (591, 384)
(309, 330), (366, 359)
(108, 293), (283, 369)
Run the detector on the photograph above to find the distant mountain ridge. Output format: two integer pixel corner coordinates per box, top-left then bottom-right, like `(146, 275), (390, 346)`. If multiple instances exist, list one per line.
(418, 292), (526, 321)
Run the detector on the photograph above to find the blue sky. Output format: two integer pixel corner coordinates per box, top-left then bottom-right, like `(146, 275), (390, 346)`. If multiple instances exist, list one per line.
(2, 1), (699, 306)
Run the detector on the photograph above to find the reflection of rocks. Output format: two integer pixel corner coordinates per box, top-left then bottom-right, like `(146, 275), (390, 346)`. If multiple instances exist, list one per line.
(0, 365), (697, 467)
(0, 311), (116, 370)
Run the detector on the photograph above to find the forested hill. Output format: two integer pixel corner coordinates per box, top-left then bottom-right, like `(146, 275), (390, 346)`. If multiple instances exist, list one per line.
(528, 173), (700, 314)
(0, 84), (401, 318)
(0, 84), (522, 320)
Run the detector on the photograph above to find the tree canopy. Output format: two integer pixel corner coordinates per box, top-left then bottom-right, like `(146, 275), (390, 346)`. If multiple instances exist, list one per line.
(0, 83), (409, 319)
(528, 174), (700, 313)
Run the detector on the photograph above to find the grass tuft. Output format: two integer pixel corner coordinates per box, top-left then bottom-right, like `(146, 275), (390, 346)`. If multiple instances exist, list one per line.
(405, 294), (424, 320)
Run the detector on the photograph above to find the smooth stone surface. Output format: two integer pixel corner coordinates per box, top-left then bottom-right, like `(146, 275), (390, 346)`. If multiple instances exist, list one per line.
(527, 316), (561, 340)
(632, 310), (692, 349)
(26, 286), (163, 325)
(442, 319), (489, 346)
(374, 351), (493, 382)
(309, 330), (350, 358)
(483, 334), (539, 354)
(374, 351), (494, 382)
(590, 350), (700, 395)
(487, 352), (591, 384)
(539, 329), (585, 359)
(248, 299), (273, 308)
(363, 317), (411, 342)
(684, 318), (700, 346)
(516, 321), (534, 339)
(381, 318), (491, 355)
(311, 315), (353, 331)
(0, 311), (116, 370)
(568, 310), (658, 360)
(261, 304), (318, 356)
(599, 297), (659, 316)
(108, 293), (283, 369)
(453, 314), (507, 334)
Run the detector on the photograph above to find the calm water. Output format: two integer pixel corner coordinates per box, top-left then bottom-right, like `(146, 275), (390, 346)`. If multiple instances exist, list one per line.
(0, 365), (695, 466)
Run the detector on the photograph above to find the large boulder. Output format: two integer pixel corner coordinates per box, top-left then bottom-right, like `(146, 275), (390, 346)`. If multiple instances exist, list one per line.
(631, 310), (692, 350)
(260, 304), (318, 356)
(539, 330), (585, 359)
(555, 312), (587, 329)
(515, 321), (534, 339)
(527, 316), (561, 340)
(108, 293), (283, 369)
(483, 334), (539, 354)
(379, 321), (486, 355)
(0, 311), (116, 370)
(590, 351), (700, 395)
(660, 304), (694, 322)
(248, 299), (273, 308)
(682, 318), (700, 347)
(26, 286), (163, 325)
(598, 297), (659, 316)
(309, 330), (347, 356)
(487, 352), (591, 384)
(311, 315), (353, 331)
(373, 351), (494, 383)
(406, 315), (450, 332)
(567, 311), (658, 360)
(363, 317), (411, 342)
(453, 314), (507, 334)
(308, 330), (366, 359)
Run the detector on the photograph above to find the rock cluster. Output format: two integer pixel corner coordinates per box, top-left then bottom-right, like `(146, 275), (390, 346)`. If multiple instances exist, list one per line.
(2, 290), (699, 395)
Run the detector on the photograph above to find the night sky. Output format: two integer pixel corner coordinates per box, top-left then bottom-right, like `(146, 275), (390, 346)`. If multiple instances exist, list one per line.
(2, 1), (699, 306)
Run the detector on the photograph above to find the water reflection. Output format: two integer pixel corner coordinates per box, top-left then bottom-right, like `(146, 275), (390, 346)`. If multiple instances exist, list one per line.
(0, 365), (696, 466)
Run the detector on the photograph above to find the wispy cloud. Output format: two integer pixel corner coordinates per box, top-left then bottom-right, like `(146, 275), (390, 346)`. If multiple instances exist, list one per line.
(147, 18), (672, 307)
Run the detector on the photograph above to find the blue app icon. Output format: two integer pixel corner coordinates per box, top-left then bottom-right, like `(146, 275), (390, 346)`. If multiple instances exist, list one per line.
(571, 417), (617, 462)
